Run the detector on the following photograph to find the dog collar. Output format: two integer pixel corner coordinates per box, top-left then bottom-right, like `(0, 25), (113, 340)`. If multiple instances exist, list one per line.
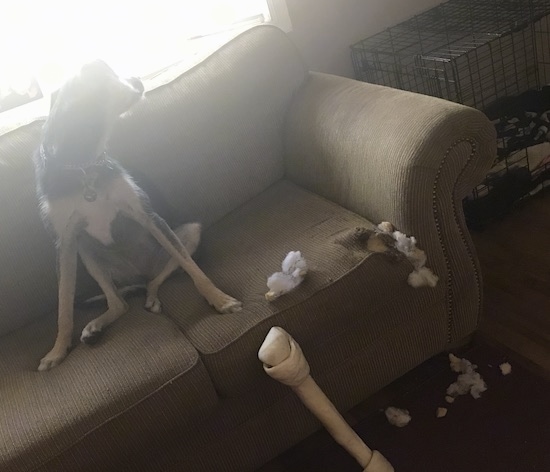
(39, 145), (109, 169)
(39, 145), (113, 202)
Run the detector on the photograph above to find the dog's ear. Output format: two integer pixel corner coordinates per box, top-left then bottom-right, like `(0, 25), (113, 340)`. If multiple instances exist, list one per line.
(49, 89), (59, 112)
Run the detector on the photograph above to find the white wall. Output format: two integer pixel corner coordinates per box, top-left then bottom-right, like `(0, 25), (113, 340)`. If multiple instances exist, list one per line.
(285, 0), (444, 78)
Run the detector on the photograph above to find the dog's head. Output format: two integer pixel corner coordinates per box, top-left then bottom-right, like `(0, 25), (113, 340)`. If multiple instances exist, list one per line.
(50, 60), (144, 117)
(44, 60), (144, 163)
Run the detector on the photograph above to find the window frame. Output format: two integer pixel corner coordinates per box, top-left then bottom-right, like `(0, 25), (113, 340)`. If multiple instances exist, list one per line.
(265, 0), (292, 32)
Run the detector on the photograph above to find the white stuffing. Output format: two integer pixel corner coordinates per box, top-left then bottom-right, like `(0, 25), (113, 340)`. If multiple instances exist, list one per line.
(384, 407), (411, 427)
(436, 407), (448, 418)
(446, 378), (470, 397)
(377, 222), (438, 288)
(281, 250), (308, 276)
(377, 221), (394, 233)
(499, 362), (512, 375)
(266, 273), (300, 297)
(468, 372), (487, 400)
(407, 248), (427, 270)
(446, 353), (487, 400)
(449, 353), (472, 373)
(393, 231), (417, 254)
(265, 251), (308, 301)
(408, 267), (439, 288)
(445, 395), (455, 404)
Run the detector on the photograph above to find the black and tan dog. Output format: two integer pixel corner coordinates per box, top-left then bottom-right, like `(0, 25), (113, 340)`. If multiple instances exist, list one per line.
(34, 60), (242, 371)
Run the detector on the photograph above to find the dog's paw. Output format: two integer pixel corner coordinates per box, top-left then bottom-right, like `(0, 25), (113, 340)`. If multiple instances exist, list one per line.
(38, 351), (67, 371)
(145, 297), (162, 314)
(215, 296), (242, 314)
(80, 321), (104, 345)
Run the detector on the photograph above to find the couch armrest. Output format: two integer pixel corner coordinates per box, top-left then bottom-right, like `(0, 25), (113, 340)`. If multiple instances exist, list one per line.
(284, 72), (496, 342)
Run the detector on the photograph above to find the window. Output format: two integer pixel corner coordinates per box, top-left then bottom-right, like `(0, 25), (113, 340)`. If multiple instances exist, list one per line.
(0, 0), (291, 112)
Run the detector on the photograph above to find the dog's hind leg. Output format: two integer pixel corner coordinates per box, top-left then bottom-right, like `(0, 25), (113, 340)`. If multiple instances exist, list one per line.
(145, 222), (201, 313)
(129, 210), (241, 313)
(115, 176), (241, 313)
(145, 214), (241, 313)
(78, 246), (129, 344)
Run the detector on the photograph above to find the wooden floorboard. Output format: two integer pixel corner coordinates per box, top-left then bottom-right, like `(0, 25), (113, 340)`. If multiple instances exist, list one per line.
(473, 194), (550, 360)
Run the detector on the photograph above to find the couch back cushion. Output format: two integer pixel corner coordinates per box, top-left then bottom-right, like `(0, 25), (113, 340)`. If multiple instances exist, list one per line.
(109, 25), (307, 228)
(0, 26), (307, 337)
(0, 122), (58, 337)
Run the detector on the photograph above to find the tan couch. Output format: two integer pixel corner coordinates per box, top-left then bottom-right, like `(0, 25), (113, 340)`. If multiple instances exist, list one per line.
(0, 26), (496, 472)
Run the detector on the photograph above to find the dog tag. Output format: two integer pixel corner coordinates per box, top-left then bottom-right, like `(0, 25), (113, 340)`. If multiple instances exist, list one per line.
(83, 187), (97, 202)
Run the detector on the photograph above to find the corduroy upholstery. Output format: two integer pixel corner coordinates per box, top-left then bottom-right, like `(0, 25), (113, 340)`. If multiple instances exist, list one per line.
(0, 25), (496, 472)
(0, 301), (218, 472)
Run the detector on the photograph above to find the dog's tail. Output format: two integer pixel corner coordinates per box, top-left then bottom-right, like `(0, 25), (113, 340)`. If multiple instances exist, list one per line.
(82, 284), (146, 305)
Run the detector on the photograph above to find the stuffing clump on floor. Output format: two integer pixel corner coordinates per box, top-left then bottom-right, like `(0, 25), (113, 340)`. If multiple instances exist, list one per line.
(265, 251), (308, 301)
(446, 353), (488, 400)
(384, 407), (412, 427)
(384, 353), (514, 428)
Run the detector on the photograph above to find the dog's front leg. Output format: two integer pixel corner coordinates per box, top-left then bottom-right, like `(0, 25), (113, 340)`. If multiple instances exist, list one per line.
(78, 245), (129, 343)
(124, 207), (241, 313)
(38, 217), (80, 371)
(146, 213), (241, 313)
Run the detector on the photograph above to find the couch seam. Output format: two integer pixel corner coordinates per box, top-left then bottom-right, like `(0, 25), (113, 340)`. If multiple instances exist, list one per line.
(28, 362), (209, 472)
(432, 137), (480, 344)
(199, 249), (407, 356)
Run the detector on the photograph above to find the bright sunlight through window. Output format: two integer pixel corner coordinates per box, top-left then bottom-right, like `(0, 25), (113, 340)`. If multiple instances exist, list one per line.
(0, 0), (291, 111)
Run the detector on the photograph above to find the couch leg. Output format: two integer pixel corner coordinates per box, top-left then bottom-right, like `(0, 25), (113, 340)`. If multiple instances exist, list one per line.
(258, 327), (394, 472)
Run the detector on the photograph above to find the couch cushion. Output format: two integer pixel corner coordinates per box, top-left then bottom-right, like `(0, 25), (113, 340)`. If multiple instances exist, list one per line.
(0, 300), (218, 472)
(108, 25), (308, 229)
(0, 121), (59, 337)
(158, 180), (444, 397)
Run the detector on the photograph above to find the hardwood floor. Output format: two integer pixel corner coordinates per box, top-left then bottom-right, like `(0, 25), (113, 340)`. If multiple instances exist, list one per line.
(473, 193), (550, 378)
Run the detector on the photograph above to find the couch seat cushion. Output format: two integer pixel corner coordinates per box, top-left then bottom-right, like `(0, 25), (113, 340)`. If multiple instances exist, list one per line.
(159, 180), (443, 397)
(0, 300), (218, 472)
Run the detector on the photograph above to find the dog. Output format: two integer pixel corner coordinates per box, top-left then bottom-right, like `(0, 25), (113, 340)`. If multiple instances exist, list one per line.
(33, 60), (242, 371)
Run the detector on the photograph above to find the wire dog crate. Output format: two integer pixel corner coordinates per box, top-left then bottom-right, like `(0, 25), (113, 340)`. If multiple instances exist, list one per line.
(352, 0), (550, 108)
(351, 0), (550, 227)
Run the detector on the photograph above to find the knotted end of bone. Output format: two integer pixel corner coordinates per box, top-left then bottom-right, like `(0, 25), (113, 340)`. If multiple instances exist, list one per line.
(259, 327), (310, 386)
